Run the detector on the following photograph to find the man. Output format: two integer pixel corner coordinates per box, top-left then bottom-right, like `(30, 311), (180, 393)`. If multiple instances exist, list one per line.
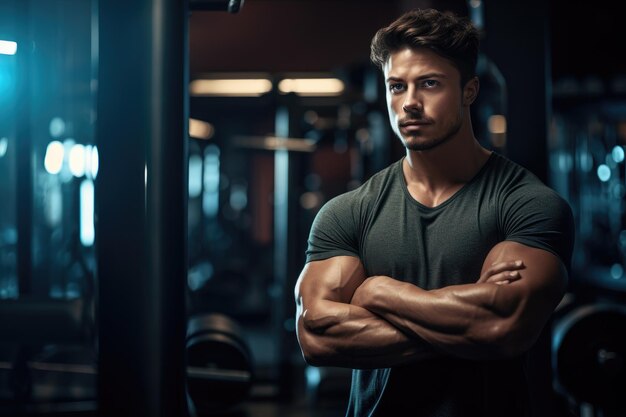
(294, 8), (574, 417)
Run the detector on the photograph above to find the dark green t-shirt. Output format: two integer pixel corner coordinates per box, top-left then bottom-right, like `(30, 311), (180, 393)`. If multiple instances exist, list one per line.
(305, 152), (574, 417)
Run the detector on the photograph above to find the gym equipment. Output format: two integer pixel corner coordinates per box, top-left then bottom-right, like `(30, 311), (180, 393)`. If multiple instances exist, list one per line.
(553, 302), (626, 416)
(186, 313), (253, 415)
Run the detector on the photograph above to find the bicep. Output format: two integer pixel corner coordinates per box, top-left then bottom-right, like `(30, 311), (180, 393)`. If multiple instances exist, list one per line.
(481, 241), (567, 339)
(482, 240), (567, 294)
(295, 256), (367, 307)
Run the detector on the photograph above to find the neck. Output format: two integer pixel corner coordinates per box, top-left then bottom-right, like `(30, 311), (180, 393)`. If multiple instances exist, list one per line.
(403, 124), (491, 192)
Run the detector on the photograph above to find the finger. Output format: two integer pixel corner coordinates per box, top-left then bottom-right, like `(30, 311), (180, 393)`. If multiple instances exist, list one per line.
(490, 259), (524, 272)
(478, 260), (524, 283)
(485, 270), (522, 284)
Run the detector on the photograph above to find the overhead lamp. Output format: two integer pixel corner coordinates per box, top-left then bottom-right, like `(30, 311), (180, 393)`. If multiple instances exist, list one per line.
(0, 40), (17, 56)
(234, 135), (316, 152)
(189, 118), (214, 139)
(278, 78), (345, 97)
(190, 78), (272, 97)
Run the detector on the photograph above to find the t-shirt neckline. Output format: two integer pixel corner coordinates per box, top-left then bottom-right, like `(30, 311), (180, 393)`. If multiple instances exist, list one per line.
(398, 152), (497, 211)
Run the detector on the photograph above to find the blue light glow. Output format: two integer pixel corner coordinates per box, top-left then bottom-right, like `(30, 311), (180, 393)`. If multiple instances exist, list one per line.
(230, 184), (248, 211)
(558, 153), (572, 172)
(0, 137), (7, 158)
(44, 183), (62, 227)
(188, 154), (203, 198)
(91, 146), (99, 178)
(49, 117), (66, 138)
(0, 66), (13, 97)
(203, 145), (220, 217)
(610, 263), (623, 280)
(579, 152), (593, 172)
(305, 366), (321, 388)
(612, 146), (625, 163)
(80, 179), (95, 246)
(0, 40), (17, 56)
(597, 164), (611, 182)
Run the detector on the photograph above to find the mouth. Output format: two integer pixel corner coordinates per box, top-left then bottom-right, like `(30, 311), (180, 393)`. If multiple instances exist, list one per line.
(400, 120), (432, 128)
(400, 121), (431, 133)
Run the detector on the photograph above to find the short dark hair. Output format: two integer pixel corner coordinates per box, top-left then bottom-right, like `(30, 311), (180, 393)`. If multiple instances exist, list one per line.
(370, 9), (479, 86)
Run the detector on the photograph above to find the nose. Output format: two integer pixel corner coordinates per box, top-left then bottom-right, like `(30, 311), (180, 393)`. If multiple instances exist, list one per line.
(402, 88), (422, 114)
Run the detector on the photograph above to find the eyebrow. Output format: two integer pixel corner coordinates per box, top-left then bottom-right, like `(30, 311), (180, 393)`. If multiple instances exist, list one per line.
(385, 73), (448, 83)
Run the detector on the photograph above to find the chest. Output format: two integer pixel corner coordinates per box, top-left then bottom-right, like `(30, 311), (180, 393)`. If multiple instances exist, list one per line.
(360, 194), (502, 289)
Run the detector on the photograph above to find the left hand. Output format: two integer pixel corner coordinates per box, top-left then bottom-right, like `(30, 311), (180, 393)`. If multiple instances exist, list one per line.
(477, 259), (525, 285)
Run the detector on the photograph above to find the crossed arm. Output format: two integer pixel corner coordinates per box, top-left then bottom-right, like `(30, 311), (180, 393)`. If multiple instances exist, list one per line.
(295, 240), (567, 368)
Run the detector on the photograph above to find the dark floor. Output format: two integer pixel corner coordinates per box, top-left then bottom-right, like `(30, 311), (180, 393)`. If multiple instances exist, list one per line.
(0, 392), (347, 417)
(0, 345), (350, 417)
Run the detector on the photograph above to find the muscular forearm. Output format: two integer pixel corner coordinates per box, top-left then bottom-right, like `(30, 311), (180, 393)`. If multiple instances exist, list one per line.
(352, 277), (528, 359)
(297, 299), (439, 368)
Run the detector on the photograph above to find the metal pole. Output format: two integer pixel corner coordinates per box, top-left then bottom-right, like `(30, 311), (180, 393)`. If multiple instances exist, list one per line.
(96, 0), (188, 416)
(273, 106), (290, 399)
(273, 103), (303, 400)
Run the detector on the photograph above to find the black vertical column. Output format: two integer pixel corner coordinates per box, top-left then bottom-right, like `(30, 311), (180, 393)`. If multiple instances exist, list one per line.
(479, 5), (555, 415)
(97, 0), (188, 416)
(15, 0), (32, 296)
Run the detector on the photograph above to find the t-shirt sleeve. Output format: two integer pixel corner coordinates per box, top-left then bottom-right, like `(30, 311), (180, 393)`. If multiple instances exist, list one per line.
(501, 184), (575, 270)
(306, 192), (361, 263)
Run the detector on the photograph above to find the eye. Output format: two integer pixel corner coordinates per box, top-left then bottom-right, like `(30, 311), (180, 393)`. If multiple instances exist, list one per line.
(421, 79), (440, 88)
(388, 83), (406, 94)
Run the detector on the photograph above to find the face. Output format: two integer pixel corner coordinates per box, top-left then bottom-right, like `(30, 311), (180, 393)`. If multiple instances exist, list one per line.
(383, 47), (475, 152)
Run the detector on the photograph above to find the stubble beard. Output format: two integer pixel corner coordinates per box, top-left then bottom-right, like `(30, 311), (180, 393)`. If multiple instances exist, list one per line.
(399, 113), (463, 152)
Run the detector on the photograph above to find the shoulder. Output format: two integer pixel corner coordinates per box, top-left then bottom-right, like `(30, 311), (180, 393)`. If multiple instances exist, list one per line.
(487, 153), (569, 206)
(311, 163), (398, 244)
(306, 161), (402, 263)
(488, 154), (575, 267)
(488, 153), (541, 186)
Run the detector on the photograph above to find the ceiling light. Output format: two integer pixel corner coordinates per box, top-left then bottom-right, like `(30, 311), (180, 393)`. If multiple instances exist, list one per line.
(0, 40), (17, 55)
(190, 78), (272, 97)
(278, 78), (344, 96)
(234, 136), (316, 152)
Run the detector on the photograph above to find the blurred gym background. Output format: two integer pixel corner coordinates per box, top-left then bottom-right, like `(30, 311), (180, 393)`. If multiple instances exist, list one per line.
(0, 0), (625, 416)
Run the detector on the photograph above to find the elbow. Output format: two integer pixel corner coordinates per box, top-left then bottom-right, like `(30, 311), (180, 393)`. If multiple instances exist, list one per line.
(297, 331), (332, 367)
(301, 348), (327, 367)
(296, 314), (334, 367)
(478, 322), (538, 359)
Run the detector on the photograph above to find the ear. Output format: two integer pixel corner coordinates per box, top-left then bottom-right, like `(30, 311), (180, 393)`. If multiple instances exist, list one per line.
(462, 76), (479, 106)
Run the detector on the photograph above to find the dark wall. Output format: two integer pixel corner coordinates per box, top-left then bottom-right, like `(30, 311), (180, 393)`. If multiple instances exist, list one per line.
(189, 0), (405, 73)
(551, 0), (626, 80)
(480, 1), (551, 180)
